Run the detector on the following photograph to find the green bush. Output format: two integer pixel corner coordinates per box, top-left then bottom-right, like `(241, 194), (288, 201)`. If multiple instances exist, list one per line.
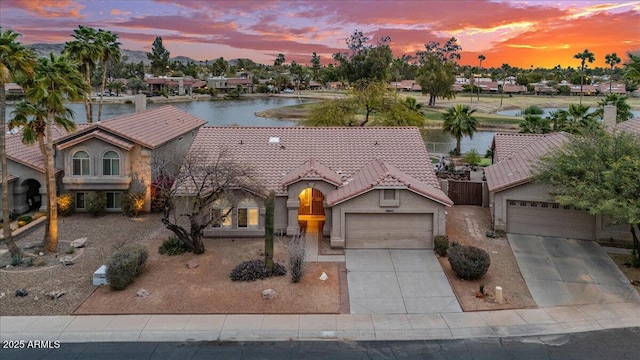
(230, 259), (286, 281)
(86, 192), (106, 216)
(124, 99), (133, 104)
(158, 235), (188, 256)
(10, 254), (22, 266)
(122, 191), (145, 217)
(463, 149), (481, 166)
(106, 244), (148, 290)
(434, 235), (450, 257)
(448, 246), (491, 280)
(17, 215), (33, 223)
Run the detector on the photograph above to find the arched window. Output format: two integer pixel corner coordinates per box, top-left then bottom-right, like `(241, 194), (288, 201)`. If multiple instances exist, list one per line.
(238, 198), (259, 228)
(103, 151), (120, 176)
(212, 198), (232, 228)
(72, 151), (90, 176)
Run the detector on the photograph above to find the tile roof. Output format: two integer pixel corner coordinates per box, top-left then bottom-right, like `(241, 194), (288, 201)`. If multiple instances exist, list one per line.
(56, 130), (135, 151)
(5, 124), (88, 172)
(185, 126), (446, 200)
(617, 117), (640, 135)
(492, 133), (549, 163)
(485, 132), (569, 193)
(96, 106), (206, 149)
(326, 159), (452, 206)
(281, 158), (343, 187)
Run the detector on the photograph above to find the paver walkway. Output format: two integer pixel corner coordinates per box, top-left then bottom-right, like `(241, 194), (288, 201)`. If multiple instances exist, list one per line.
(346, 250), (462, 314)
(508, 234), (640, 307)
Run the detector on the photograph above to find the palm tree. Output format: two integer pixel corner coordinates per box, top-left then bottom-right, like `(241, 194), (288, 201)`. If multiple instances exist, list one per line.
(442, 104), (478, 156)
(554, 103), (598, 134)
(593, 93), (633, 123)
(0, 28), (36, 258)
(96, 29), (121, 122)
(573, 49), (595, 105)
(64, 25), (101, 123)
(604, 53), (621, 94)
(12, 53), (85, 252)
(499, 63), (510, 109)
(519, 115), (551, 134)
(477, 54), (485, 102)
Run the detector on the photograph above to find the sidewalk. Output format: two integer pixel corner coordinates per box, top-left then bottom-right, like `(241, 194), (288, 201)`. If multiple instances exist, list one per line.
(2, 301), (639, 343)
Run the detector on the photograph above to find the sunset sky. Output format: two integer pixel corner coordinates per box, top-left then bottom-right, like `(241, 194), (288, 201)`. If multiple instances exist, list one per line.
(1, 0), (638, 69)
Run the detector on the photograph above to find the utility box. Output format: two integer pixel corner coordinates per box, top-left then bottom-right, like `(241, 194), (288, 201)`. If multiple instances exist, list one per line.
(93, 265), (108, 286)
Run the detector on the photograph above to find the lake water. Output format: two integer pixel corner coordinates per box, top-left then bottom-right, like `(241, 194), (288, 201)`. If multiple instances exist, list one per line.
(5, 97), (495, 155)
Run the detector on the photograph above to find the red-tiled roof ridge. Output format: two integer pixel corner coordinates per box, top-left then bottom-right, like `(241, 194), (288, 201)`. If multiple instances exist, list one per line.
(485, 132), (570, 192)
(281, 158), (342, 187)
(326, 158), (453, 206)
(56, 129), (135, 151)
(97, 105), (206, 149)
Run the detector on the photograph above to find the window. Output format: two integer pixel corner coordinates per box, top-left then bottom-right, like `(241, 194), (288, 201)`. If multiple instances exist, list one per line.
(509, 201), (516, 206)
(530, 202), (537, 207)
(212, 199), (232, 228)
(563, 205), (571, 210)
(238, 198), (259, 228)
(520, 201), (527, 206)
(76, 192), (86, 209)
(103, 151), (120, 176)
(541, 203), (548, 208)
(72, 151), (90, 175)
(106, 192), (122, 209)
(552, 204), (560, 209)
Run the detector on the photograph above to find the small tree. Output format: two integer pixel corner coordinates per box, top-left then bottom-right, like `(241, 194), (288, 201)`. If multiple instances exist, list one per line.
(159, 148), (257, 254)
(536, 130), (640, 267)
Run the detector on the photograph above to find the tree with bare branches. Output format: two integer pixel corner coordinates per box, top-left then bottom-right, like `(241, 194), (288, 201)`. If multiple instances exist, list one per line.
(155, 148), (259, 254)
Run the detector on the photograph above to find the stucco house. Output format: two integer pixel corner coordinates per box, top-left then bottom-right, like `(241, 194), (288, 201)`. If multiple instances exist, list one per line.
(1, 105), (205, 217)
(485, 116), (640, 242)
(174, 126), (452, 249)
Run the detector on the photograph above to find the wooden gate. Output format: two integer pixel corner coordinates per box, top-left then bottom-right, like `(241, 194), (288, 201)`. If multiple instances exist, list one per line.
(448, 181), (483, 206)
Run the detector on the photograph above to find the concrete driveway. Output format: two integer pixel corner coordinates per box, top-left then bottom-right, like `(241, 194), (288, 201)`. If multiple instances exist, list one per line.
(508, 234), (640, 307)
(345, 250), (461, 314)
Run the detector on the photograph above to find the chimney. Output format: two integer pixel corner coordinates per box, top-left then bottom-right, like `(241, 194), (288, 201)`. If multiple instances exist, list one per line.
(135, 94), (147, 113)
(604, 104), (616, 132)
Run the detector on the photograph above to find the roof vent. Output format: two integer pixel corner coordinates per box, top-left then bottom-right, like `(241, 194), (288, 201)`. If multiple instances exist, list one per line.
(269, 137), (280, 143)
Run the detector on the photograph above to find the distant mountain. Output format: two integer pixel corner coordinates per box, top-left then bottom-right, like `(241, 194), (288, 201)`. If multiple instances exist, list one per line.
(27, 43), (198, 65)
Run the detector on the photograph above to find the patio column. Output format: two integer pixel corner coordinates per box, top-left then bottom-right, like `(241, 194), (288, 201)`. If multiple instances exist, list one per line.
(286, 198), (300, 235)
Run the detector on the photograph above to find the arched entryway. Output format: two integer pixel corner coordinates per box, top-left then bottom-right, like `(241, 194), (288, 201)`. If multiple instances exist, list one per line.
(22, 179), (42, 211)
(297, 188), (325, 233)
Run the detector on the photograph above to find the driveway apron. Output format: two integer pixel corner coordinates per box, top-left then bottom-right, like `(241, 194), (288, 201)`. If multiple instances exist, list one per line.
(345, 250), (462, 314)
(508, 234), (640, 307)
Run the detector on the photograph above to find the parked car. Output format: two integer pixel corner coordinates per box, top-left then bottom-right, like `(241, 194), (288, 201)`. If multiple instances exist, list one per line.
(282, 88), (294, 93)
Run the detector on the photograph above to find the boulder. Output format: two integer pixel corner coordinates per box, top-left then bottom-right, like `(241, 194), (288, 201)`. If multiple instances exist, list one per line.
(59, 256), (74, 265)
(262, 288), (276, 299)
(186, 260), (199, 269)
(71, 237), (87, 248)
(46, 290), (65, 300)
(136, 289), (150, 298)
(15, 288), (28, 297)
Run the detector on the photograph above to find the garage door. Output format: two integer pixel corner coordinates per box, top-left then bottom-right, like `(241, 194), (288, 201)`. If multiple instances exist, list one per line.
(507, 200), (595, 240)
(345, 213), (433, 249)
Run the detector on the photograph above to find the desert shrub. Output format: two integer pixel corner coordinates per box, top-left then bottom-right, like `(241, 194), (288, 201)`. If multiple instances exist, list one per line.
(57, 193), (75, 216)
(10, 254), (22, 266)
(35, 259), (47, 267)
(124, 99), (133, 104)
(17, 215), (33, 223)
(106, 244), (148, 290)
(25, 257), (34, 267)
(448, 246), (491, 280)
(463, 149), (481, 167)
(86, 192), (106, 216)
(66, 247), (75, 255)
(158, 235), (188, 256)
(230, 259), (286, 281)
(434, 235), (450, 257)
(451, 241), (461, 248)
(288, 233), (307, 283)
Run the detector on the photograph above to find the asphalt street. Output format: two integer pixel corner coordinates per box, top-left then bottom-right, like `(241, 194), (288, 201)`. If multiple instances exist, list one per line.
(2, 327), (639, 360)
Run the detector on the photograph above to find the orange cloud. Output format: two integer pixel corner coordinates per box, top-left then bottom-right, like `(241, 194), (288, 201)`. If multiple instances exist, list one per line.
(111, 8), (131, 16)
(4, 0), (84, 18)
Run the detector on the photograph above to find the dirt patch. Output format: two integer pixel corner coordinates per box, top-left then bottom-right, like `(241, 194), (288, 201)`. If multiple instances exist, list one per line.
(443, 205), (537, 311)
(609, 253), (640, 292)
(74, 236), (341, 314)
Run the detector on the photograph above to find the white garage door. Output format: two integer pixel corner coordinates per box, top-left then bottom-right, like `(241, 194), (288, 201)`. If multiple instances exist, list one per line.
(345, 213), (433, 249)
(507, 200), (595, 240)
